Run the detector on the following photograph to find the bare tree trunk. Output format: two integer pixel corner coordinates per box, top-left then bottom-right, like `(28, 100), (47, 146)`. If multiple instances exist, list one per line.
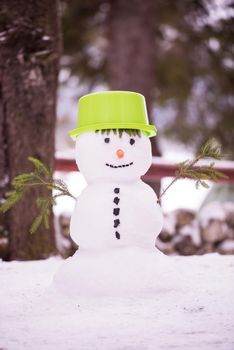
(107, 0), (161, 195)
(0, 0), (61, 260)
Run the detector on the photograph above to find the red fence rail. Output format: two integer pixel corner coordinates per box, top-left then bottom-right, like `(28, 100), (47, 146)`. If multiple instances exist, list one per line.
(55, 157), (234, 183)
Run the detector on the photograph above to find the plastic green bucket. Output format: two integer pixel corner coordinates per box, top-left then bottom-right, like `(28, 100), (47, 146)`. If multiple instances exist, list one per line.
(69, 91), (157, 139)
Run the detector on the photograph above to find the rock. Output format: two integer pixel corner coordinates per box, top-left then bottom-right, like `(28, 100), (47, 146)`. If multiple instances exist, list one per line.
(201, 220), (229, 243)
(115, 231), (120, 240)
(158, 230), (173, 243)
(175, 209), (195, 229)
(155, 239), (175, 255)
(59, 215), (71, 238)
(158, 212), (177, 243)
(55, 214), (78, 259)
(196, 242), (214, 255)
(179, 221), (201, 246)
(198, 202), (227, 228)
(217, 239), (234, 255)
(174, 235), (198, 256)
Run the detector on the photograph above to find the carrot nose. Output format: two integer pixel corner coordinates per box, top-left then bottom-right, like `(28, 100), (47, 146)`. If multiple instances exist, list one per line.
(116, 149), (124, 158)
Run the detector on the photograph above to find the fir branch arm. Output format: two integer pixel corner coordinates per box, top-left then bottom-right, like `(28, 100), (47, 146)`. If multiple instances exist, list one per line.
(157, 138), (228, 203)
(0, 157), (76, 234)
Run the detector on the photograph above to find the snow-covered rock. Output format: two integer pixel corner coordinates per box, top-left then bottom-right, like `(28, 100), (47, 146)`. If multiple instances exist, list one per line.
(176, 209), (195, 228)
(198, 201), (234, 228)
(218, 239), (234, 255)
(201, 220), (230, 243)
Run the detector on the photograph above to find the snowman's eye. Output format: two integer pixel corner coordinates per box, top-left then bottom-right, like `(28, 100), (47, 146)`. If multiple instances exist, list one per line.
(104, 137), (110, 143)
(129, 138), (135, 145)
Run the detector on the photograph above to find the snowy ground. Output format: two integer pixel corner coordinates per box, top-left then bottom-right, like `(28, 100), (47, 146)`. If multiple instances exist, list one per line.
(1, 254), (234, 350)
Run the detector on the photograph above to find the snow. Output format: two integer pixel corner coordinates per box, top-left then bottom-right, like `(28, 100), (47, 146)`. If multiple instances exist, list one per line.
(1, 254), (234, 350)
(162, 211), (177, 236)
(219, 239), (234, 251)
(53, 171), (86, 216)
(198, 201), (226, 227)
(198, 201), (234, 228)
(69, 130), (163, 252)
(54, 248), (174, 297)
(161, 177), (210, 213)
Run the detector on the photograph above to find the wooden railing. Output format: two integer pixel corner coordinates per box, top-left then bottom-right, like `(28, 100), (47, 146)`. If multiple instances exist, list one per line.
(55, 157), (234, 183)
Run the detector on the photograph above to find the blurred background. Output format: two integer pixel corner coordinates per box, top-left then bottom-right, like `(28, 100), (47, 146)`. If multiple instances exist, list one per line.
(0, 0), (234, 260)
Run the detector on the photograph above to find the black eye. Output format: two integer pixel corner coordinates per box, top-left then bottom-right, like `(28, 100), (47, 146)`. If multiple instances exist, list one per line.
(130, 138), (135, 145)
(104, 137), (110, 143)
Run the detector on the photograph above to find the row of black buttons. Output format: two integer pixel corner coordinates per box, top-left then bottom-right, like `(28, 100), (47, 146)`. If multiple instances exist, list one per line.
(113, 187), (120, 239)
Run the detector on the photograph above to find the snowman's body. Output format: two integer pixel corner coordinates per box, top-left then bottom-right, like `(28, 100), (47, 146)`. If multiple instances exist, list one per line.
(70, 180), (162, 251)
(54, 129), (167, 296)
(70, 130), (163, 252)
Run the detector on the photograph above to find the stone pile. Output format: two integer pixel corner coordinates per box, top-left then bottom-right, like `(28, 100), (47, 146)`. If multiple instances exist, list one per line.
(1, 201), (234, 259)
(156, 201), (234, 255)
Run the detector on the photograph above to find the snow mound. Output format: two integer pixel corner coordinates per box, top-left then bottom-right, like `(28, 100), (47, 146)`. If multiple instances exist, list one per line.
(53, 248), (183, 297)
(1, 254), (234, 350)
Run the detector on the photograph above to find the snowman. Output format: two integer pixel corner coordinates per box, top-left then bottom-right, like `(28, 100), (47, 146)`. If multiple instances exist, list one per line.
(54, 91), (169, 297)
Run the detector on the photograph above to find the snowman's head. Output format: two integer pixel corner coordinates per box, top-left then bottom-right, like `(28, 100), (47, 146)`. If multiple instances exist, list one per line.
(75, 129), (152, 183)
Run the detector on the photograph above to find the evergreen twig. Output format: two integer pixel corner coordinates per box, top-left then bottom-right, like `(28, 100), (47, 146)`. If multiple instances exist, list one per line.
(0, 157), (76, 234)
(157, 138), (228, 203)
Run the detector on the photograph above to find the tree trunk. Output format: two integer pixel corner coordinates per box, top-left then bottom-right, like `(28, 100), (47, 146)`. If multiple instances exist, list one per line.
(106, 0), (161, 195)
(0, 0), (61, 260)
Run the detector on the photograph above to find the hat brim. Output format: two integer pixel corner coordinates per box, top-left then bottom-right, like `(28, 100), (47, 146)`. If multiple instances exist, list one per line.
(69, 123), (157, 140)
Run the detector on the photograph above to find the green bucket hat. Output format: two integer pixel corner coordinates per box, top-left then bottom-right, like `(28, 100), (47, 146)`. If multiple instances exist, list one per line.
(69, 91), (157, 140)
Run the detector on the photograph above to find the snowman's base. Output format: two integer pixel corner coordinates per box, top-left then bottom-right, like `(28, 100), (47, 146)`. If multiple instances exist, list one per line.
(53, 247), (182, 297)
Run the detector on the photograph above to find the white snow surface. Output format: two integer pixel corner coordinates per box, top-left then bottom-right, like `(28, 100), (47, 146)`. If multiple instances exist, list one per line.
(1, 254), (234, 350)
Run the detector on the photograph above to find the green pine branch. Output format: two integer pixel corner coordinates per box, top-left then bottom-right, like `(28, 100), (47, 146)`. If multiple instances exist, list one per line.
(0, 157), (76, 234)
(157, 138), (228, 203)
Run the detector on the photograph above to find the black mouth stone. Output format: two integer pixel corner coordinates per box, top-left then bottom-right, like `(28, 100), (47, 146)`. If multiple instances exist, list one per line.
(106, 162), (133, 168)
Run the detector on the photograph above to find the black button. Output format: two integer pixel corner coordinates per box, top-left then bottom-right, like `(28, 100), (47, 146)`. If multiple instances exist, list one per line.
(115, 231), (120, 239)
(114, 219), (120, 228)
(113, 208), (120, 216)
(113, 197), (120, 205)
(114, 188), (120, 194)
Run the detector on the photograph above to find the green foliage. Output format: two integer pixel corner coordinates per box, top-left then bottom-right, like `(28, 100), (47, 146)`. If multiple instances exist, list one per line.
(199, 138), (223, 160)
(61, 0), (234, 157)
(0, 157), (75, 234)
(95, 129), (142, 137)
(158, 138), (228, 201)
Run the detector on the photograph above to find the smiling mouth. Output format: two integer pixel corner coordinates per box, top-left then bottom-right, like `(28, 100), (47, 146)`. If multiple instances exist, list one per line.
(105, 162), (133, 168)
